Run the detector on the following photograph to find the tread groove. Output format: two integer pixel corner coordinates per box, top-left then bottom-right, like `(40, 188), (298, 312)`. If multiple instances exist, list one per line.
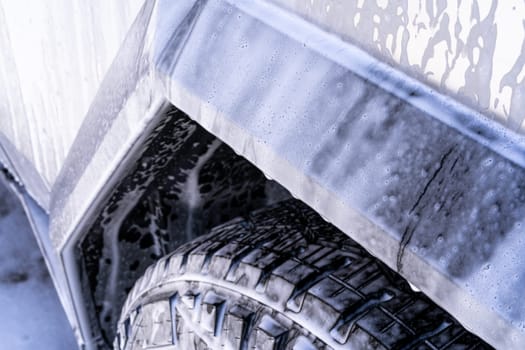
(395, 320), (452, 350)
(169, 293), (179, 345)
(117, 200), (492, 350)
(286, 256), (352, 312)
(330, 289), (395, 344)
(254, 249), (300, 288)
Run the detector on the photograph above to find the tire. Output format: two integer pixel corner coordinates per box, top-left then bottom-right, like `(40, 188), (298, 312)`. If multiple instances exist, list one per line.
(115, 200), (491, 349)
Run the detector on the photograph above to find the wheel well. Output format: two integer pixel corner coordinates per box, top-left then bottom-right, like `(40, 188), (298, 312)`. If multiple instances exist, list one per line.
(76, 105), (290, 346)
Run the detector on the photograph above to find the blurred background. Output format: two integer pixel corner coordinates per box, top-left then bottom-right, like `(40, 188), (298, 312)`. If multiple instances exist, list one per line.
(0, 176), (76, 349)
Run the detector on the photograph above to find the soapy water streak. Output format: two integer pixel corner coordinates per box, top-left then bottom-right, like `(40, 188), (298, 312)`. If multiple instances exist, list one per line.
(273, 0), (525, 131)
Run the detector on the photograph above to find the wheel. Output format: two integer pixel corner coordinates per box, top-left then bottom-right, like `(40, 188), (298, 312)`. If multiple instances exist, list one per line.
(115, 200), (490, 349)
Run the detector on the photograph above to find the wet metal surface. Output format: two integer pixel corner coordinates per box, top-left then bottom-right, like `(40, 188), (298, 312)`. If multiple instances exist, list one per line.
(272, 0), (525, 131)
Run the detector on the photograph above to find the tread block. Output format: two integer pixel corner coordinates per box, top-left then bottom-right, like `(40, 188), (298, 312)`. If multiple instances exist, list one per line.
(292, 336), (317, 350)
(345, 327), (388, 350)
(200, 291), (226, 336)
(256, 315), (289, 350)
(141, 301), (172, 347)
(169, 293), (178, 345)
(181, 292), (201, 311)
(226, 261), (262, 289)
(117, 200), (492, 350)
(262, 274), (295, 304)
(330, 290), (394, 344)
(113, 332), (121, 350)
(295, 293), (340, 335)
(166, 255), (184, 275)
(208, 254), (234, 279)
(224, 305), (255, 349)
(186, 254), (207, 274)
